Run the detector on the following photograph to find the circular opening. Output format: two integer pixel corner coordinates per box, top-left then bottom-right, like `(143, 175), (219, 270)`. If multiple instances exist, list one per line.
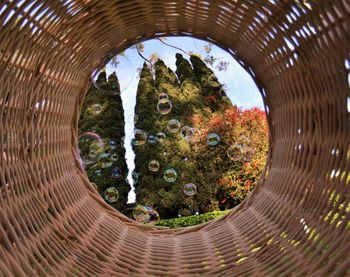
(78, 37), (269, 227)
(1, 1), (349, 275)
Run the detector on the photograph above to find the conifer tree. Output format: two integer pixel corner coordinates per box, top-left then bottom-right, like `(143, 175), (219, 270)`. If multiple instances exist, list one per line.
(78, 71), (130, 214)
(133, 55), (225, 218)
(154, 57), (204, 217)
(190, 55), (232, 112)
(133, 63), (160, 210)
(133, 61), (185, 218)
(174, 54), (220, 214)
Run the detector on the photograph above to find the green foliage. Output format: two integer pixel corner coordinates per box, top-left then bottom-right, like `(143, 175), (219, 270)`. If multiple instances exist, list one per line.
(155, 210), (231, 228)
(78, 72), (130, 214)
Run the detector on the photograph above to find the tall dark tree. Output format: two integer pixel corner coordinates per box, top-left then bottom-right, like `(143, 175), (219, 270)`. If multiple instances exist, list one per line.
(78, 71), (130, 214)
(174, 53), (221, 215)
(132, 63), (160, 207)
(190, 55), (232, 112)
(133, 55), (228, 218)
(133, 62), (179, 217)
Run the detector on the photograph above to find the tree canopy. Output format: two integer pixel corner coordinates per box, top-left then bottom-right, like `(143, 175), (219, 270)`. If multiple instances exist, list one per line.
(133, 54), (268, 218)
(78, 72), (130, 214)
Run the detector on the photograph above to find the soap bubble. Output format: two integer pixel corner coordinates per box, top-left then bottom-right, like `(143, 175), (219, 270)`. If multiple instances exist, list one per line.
(219, 87), (227, 97)
(91, 71), (118, 96)
(101, 161), (113, 168)
(104, 187), (119, 203)
(148, 160), (160, 172)
(207, 74), (221, 88)
(206, 133), (220, 146)
(91, 54), (135, 95)
(78, 132), (104, 166)
(132, 171), (139, 184)
(133, 129), (147, 146)
(164, 169), (177, 183)
(99, 152), (110, 159)
(110, 153), (118, 162)
(111, 167), (123, 178)
(183, 183), (197, 196)
(242, 146), (254, 161)
(109, 69), (126, 91)
(181, 126), (195, 140)
(158, 93), (169, 102)
(238, 135), (250, 145)
(109, 140), (117, 150)
(79, 132), (103, 145)
(157, 99), (172, 115)
(99, 147), (112, 163)
(88, 148), (98, 160)
(91, 183), (98, 190)
(133, 205), (159, 224)
(227, 144), (243, 161)
(156, 132), (166, 142)
(147, 135), (157, 144)
(187, 128), (196, 140)
(90, 104), (103, 115)
(167, 119), (181, 133)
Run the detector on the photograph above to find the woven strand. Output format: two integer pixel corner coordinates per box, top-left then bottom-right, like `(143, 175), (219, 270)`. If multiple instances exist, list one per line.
(0, 0), (349, 276)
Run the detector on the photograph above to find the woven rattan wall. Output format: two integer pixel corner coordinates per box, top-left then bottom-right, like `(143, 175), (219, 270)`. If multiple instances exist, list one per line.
(0, 0), (349, 276)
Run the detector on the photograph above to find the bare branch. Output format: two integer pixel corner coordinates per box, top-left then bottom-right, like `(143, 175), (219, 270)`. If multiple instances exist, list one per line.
(156, 38), (190, 56)
(136, 44), (153, 68)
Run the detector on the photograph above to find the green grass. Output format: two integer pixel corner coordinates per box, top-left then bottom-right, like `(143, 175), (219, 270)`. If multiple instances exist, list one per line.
(154, 210), (231, 228)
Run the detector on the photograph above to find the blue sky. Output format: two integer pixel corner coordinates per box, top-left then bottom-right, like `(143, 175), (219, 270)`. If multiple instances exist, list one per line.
(101, 37), (264, 203)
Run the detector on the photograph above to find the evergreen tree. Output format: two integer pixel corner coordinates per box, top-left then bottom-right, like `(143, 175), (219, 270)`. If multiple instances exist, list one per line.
(133, 62), (183, 218)
(132, 63), (157, 202)
(190, 55), (232, 112)
(78, 72), (130, 214)
(133, 55), (224, 218)
(154, 57), (204, 217)
(174, 54), (220, 215)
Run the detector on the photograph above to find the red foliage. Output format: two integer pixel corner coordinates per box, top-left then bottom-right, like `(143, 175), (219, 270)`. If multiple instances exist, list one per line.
(240, 107), (267, 130)
(191, 114), (204, 126)
(221, 198), (227, 204)
(205, 95), (217, 103)
(192, 105), (269, 210)
(224, 106), (240, 125)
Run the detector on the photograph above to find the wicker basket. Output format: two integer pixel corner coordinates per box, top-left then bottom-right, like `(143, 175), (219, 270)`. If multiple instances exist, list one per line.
(0, 0), (349, 276)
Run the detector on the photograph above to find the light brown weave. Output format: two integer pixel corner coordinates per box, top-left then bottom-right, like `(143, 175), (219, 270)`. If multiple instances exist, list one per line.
(0, 0), (349, 276)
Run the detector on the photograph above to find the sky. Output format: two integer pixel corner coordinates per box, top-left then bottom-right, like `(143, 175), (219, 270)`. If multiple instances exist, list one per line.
(101, 37), (264, 203)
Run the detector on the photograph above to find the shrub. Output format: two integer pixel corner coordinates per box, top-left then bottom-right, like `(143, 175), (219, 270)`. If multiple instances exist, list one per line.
(155, 210), (231, 228)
